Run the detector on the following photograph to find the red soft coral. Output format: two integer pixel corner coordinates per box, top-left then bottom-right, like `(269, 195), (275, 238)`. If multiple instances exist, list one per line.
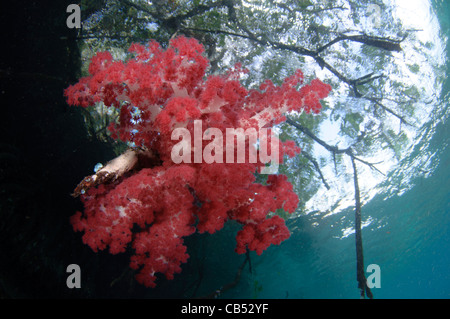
(66, 36), (331, 287)
(235, 215), (290, 255)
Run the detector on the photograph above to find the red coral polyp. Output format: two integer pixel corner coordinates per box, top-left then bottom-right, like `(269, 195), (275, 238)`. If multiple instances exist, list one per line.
(65, 36), (331, 288)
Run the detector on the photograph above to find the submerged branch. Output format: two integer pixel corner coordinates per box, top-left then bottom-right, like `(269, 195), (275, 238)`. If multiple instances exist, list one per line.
(302, 151), (331, 190)
(354, 72), (384, 85)
(200, 250), (251, 299)
(285, 117), (349, 154)
(317, 34), (403, 54)
(350, 153), (374, 299)
(287, 116), (379, 299)
(364, 96), (414, 127)
(119, 0), (229, 31)
(285, 116), (384, 175)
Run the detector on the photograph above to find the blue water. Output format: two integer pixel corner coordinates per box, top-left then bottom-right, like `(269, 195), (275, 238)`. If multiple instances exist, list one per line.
(206, 81), (449, 300)
(279, 110), (450, 299)
(191, 1), (450, 299)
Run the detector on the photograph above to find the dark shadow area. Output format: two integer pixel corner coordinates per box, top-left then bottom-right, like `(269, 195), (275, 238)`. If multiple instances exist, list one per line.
(0, 1), (133, 298)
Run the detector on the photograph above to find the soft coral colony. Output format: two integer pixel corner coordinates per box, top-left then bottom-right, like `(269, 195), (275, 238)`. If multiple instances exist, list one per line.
(65, 36), (331, 288)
